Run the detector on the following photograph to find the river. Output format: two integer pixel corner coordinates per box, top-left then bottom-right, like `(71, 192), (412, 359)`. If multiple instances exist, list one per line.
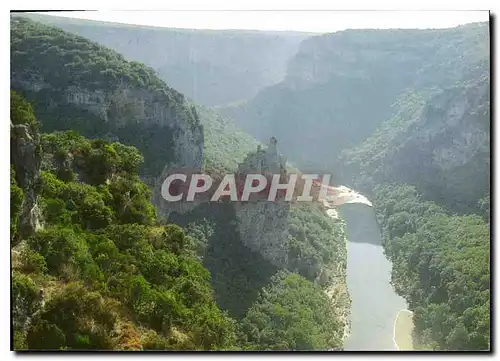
(339, 204), (410, 351)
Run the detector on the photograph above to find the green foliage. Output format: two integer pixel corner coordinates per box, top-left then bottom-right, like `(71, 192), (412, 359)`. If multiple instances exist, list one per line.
(11, 17), (200, 177)
(11, 89), (37, 128)
(219, 23), (489, 172)
(106, 174), (156, 225)
(12, 94), (237, 350)
(27, 283), (116, 350)
(40, 131), (146, 185)
(341, 70), (490, 215)
(238, 271), (342, 350)
(169, 203), (279, 320)
(194, 104), (261, 172)
(19, 12), (308, 107)
(12, 272), (41, 333)
(11, 165), (24, 243)
(18, 247), (48, 274)
(374, 183), (490, 350)
(287, 203), (346, 282)
(11, 17), (168, 91)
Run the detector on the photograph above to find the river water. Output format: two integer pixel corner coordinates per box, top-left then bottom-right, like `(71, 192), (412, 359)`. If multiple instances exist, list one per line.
(339, 204), (408, 351)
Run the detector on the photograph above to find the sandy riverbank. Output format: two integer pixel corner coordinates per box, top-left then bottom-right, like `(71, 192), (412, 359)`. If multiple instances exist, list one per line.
(393, 309), (414, 350)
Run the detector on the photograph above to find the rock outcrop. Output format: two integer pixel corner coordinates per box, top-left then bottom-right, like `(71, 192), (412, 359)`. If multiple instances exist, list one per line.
(343, 71), (490, 214)
(233, 137), (290, 267)
(10, 17), (205, 220)
(10, 121), (43, 240)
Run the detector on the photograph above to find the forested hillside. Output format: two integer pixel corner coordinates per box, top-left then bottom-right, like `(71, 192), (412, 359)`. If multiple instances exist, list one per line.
(193, 104), (261, 173)
(11, 17), (349, 351)
(373, 184), (490, 350)
(21, 12), (309, 106)
(217, 21), (490, 351)
(11, 15), (267, 179)
(220, 22), (489, 172)
(10, 13), (491, 352)
(11, 89), (347, 351)
(11, 16), (204, 179)
(11, 91), (237, 350)
(335, 33), (490, 349)
(341, 64), (490, 215)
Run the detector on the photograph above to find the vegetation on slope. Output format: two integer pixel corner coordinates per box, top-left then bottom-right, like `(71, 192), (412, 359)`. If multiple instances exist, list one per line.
(11, 91), (236, 350)
(221, 22), (489, 171)
(193, 104), (261, 173)
(20, 12), (309, 106)
(287, 203), (346, 284)
(238, 271), (342, 350)
(341, 68), (490, 215)
(373, 184), (490, 351)
(10, 19), (350, 351)
(11, 17), (201, 177)
(11, 78), (347, 352)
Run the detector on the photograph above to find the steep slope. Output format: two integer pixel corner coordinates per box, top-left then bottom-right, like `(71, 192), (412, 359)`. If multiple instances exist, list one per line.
(334, 41), (490, 350)
(21, 12), (309, 106)
(220, 22), (489, 172)
(11, 16), (206, 221)
(11, 17), (351, 351)
(193, 104), (262, 173)
(11, 91), (237, 350)
(373, 184), (490, 350)
(341, 65), (490, 215)
(11, 16), (204, 179)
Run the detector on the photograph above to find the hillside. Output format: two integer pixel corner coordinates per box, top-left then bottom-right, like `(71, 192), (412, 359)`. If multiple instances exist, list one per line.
(373, 184), (490, 350)
(11, 91), (348, 351)
(11, 13), (490, 352)
(11, 16), (204, 182)
(11, 17), (350, 351)
(341, 64), (490, 215)
(220, 22), (489, 173)
(193, 104), (262, 173)
(21, 12), (309, 106)
(11, 90), (237, 350)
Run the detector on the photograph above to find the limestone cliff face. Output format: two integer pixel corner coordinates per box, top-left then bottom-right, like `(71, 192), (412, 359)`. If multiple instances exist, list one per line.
(233, 138), (290, 267)
(10, 121), (43, 240)
(405, 78), (490, 172)
(342, 70), (490, 216)
(11, 73), (204, 219)
(12, 75), (204, 169)
(378, 76), (489, 213)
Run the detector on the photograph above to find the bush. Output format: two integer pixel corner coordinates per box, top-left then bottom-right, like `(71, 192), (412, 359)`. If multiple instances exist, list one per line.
(19, 247), (48, 274)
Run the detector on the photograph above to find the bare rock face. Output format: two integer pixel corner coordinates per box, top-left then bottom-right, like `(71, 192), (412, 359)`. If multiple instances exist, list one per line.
(11, 72), (204, 219)
(233, 137), (291, 267)
(10, 121), (43, 240)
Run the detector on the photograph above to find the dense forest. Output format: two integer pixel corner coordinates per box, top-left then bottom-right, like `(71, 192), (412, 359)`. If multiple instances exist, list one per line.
(11, 90), (237, 350)
(10, 14), (491, 352)
(341, 66), (490, 215)
(11, 17), (348, 351)
(337, 48), (490, 350)
(373, 184), (490, 350)
(193, 104), (261, 173)
(11, 90), (346, 350)
(11, 16), (202, 178)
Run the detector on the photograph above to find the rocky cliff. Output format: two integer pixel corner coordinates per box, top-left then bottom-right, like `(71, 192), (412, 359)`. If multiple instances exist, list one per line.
(10, 17), (205, 218)
(233, 137), (290, 267)
(220, 22), (489, 172)
(10, 118), (43, 242)
(22, 12), (309, 107)
(341, 68), (490, 214)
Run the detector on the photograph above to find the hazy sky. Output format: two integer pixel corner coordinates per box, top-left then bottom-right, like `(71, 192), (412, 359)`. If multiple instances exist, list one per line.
(38, 10), (489, 33)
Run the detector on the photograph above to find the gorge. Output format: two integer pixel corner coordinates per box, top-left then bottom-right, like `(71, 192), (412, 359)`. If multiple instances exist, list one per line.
(10, 13), (490, 351)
